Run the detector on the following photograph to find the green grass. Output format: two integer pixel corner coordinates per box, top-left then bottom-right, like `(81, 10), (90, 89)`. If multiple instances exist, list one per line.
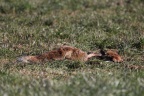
(0, 0), (144, 96)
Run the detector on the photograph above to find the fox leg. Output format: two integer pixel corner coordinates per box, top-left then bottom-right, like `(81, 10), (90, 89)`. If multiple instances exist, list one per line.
(87, 53), (102, 59)
(113, 57), (123, 63)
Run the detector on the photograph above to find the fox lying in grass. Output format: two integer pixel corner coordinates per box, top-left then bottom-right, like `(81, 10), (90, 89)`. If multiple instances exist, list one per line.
(18, 45), (123, 63)
(18, 46), (101, 63)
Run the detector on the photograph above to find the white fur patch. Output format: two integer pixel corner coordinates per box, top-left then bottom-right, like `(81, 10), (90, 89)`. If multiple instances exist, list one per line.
(17, 56), (30, 63)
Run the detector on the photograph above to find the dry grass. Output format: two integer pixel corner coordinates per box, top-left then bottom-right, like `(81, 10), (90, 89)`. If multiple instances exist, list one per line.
(0, 0), (144, 96)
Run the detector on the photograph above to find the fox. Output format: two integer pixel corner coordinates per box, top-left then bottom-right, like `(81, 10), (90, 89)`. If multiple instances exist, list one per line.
(17, 46), (101, 63)
(100, 49), (123, 62)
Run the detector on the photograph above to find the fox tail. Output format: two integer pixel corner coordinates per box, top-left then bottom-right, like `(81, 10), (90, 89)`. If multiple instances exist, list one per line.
(17, 56), (38, 63)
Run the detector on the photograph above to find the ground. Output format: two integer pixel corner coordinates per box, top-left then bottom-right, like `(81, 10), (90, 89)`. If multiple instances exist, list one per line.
(0, 0), (144, 96)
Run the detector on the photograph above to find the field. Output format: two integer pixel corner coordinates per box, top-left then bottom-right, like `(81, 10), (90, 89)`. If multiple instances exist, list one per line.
(0, 0), (144, 96)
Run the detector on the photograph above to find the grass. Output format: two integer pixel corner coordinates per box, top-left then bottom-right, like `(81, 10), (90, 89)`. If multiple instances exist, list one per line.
(0, 0), (144, 96)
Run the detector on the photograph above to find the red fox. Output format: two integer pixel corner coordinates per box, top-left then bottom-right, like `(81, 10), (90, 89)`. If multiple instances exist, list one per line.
(17, 46), (101, 63)
(100, 49), (123, 62)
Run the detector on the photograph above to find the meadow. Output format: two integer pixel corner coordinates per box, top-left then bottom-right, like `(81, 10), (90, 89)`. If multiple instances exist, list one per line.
(0, 0), (144, 96)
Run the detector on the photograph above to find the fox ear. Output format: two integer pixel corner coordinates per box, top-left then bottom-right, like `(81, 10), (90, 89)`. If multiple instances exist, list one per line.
(100, 49), (106, 55)
(58, 47), (64, 54)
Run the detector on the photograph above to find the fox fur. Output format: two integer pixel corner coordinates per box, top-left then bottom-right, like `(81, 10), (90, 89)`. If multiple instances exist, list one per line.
(100, 49), (123, 62)
(17, 46), (101, 63)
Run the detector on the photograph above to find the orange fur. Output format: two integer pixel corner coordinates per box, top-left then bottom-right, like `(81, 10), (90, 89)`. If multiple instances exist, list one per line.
(17, 46), (101, 63)
(105, 50), (123, 62)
